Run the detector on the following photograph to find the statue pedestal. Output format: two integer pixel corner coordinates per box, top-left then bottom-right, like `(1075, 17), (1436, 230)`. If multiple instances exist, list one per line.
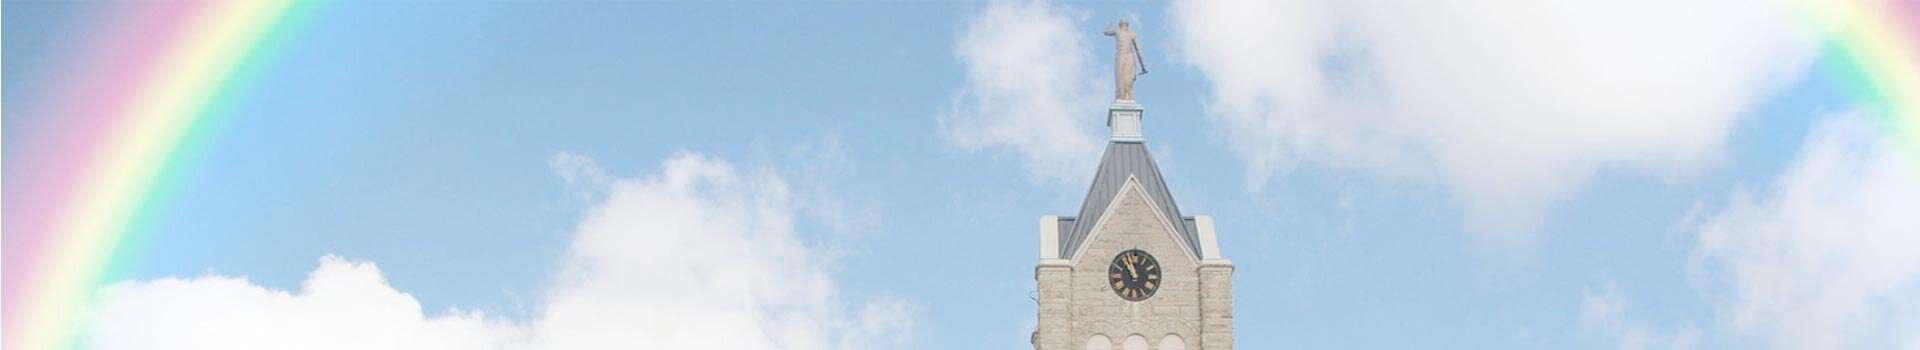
(1108, 99), (1144, 142)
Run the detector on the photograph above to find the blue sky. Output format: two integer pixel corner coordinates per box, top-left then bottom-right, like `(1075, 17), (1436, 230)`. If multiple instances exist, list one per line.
(10, 1), (1918, 349)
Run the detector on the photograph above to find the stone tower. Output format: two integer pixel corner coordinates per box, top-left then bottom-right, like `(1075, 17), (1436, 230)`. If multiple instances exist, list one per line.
(1033, 97), (1233, 350)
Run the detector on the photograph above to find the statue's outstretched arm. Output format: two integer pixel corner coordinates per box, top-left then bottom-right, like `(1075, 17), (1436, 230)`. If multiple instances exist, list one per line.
(1103, 24), (1116, 36)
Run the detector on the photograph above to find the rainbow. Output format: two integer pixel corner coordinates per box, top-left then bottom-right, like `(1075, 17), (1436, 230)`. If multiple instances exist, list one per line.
(0, 1), (1914, 350)
(4, 1), (311, 349)
(1793, 0), (1920, 156)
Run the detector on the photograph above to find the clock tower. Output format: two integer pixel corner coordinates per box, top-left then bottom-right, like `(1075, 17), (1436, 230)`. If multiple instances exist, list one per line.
(1032, 22), (1233, 350)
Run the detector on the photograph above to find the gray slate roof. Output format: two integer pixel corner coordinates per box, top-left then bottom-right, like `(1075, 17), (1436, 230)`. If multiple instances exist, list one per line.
(1057, 141), (1200, 259)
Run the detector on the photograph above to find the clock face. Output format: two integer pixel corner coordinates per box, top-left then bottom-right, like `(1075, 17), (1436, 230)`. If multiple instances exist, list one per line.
(1108, 249), (1161, 301)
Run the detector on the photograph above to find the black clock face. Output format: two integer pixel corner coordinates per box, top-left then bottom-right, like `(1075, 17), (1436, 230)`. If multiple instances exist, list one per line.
(1108, 249), (1161, 301)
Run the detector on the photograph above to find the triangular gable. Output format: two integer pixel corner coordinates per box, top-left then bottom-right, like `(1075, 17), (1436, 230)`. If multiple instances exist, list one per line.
(1066, 176), (1200, 264)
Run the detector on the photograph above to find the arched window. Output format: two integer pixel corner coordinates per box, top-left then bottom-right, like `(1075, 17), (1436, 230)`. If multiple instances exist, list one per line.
(1123, 334), (1149, 350)
(1158, 334), (1185, 350)
(1085, 334), (1112, 350)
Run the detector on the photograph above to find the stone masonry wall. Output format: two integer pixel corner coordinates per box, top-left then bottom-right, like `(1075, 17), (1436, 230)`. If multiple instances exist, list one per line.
(1035, 263), (1073, 350)
(1067, 184), (1200, 349)
(1198, 264), (1233, 350)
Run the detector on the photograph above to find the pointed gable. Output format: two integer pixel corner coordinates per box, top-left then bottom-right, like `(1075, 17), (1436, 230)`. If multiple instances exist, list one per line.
(1057, 141), (1199, 260)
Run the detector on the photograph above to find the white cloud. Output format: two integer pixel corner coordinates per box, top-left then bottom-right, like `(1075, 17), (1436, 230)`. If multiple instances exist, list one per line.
(531, 152), (915, 348)
(83, 152), (917, 349)
(1579, 282), (1700, 350)
(549, 152), (613, 199)
(1689, 114), (1920, 349)
(941, 0), (1103, 184)
(1581, 285), (1650, 350)
(84, 256), (523, 350)
(787, 136), (883, 242)
(1170, 0), (1818, 244)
